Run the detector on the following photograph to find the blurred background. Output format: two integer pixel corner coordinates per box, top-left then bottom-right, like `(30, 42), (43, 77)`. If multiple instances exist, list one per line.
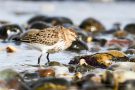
(0, 0), (135, 29)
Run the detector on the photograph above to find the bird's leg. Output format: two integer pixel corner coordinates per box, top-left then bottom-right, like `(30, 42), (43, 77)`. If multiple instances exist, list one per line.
(38, 54), (42, 65)
(46, 53), (50, 63)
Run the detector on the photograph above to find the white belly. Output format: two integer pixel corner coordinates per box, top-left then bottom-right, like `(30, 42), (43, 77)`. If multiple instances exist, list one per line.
(26, 40), (66, 53)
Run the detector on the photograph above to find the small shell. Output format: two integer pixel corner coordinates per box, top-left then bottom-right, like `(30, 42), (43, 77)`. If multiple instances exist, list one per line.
(79, 59), (88, 66)
(6, 45), (17, 53)
(113, 30), (128, 38)
(87, 36), (93, 43)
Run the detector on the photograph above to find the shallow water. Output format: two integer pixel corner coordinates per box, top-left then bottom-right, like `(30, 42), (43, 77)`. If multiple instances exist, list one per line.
(0, 1), (135, 72)
(0, 42), (78, 72)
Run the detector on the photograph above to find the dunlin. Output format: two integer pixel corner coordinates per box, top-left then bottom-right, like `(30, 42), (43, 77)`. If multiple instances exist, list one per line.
(20, 26), (77, 64)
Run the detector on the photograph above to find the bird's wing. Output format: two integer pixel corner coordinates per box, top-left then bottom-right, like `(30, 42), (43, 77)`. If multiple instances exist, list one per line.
(35, 29), (59, 46)
(20, 27), (61, 46)
(20, 29), (40, 43)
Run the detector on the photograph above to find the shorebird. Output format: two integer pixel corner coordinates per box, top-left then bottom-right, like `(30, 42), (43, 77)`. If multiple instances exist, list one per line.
(20, 26), (77, 64)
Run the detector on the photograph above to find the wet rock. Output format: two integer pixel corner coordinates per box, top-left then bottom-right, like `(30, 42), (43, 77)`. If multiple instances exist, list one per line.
(27, 15), (49, 25)
(103, 22), (121, 34)
(45, 16), (73, 26)
(48, 61), (61, 66)
(0, 24), (23, 41)
(68, 65), (76, 73)
(105, 50), (129, 62)
(69, 53), (113, 68)
(129, 57), (135, 62)
(51, 66), (72, 80)
(107, 45), (122, 51)
(82, 74), (96, 81)
(0, 69), (31, 90)
(107, 39), (133, 47)
(89, 75), (101, 83)
(124, 23), (135, 34)
(32, 78), (70, 90)
(0, 20), (10, 25)
(79, 17), (106, 34)
(101, 71), (115, 88)
(77, 31), (89, 43)
(23, 72), (39, 82)
(82, 81), (108, 90)
(113, 70), (135, 83)
(106, 50), (126, 58)
(37, 68), (55, 77)
(124, 49), (135, 55)
(113, 30), (128, 38)
(73, 72), (83, 80)
(108, 62), (135, 71)
(27, 21), (50, 30)
(101, 70), (135, 90)
(92, 38), (107, 47)
(89, 45), (101, 52)
(119, 80), (135, 90)
(129, 45), (135, 49)
(68, 64), (95, 74)
(66, 39), (89, 53)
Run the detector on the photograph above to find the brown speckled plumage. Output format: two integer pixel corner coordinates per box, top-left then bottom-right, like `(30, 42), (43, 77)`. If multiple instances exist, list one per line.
(21, 27), (59, 46)
(20, 26), (77, 64)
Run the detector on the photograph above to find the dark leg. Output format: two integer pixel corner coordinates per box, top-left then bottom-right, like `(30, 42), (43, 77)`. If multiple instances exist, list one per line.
(46, 53), (50, 63)
(38, 54), (42, 64)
